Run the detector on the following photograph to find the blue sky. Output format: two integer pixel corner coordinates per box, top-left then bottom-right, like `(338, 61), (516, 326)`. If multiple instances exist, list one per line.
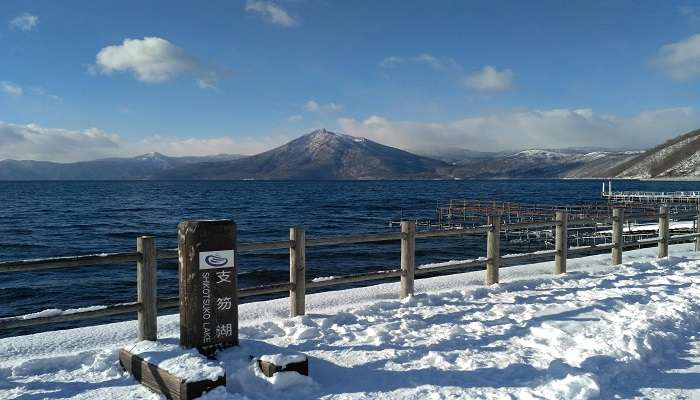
(2, 0), (700, 161)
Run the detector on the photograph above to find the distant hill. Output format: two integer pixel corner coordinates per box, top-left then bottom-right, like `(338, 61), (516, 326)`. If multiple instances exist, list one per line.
(602, 128), (700, 179)
(437, 148), (637, 179)
(0, 152), (245, 180)
(159, 129), (450, 179)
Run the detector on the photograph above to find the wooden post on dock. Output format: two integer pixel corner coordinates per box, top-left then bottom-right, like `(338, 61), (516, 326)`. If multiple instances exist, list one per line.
(486, 215), (500, 285)
(658, 206), (669, 258)
(554, 211), (567, 275)
(696, 211), (700, 252)
(612, 208), (623, 265)
(137, 236), (157, 341)
(400, 220), (416, 299)
(290, 227), (306, 317)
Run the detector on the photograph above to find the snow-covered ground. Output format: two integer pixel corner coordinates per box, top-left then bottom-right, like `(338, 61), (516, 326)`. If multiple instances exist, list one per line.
(598, 220), (695, 234)
(3, 244), (700, 399)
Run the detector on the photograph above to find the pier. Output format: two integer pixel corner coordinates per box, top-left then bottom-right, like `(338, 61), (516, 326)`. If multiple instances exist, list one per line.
(602, 181), (700, 206)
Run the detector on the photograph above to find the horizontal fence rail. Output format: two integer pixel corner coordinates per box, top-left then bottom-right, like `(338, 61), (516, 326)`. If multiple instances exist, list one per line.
(1, 206), (700, 339)
(0, 252), (139, 273)
(0, 302), (141, 330)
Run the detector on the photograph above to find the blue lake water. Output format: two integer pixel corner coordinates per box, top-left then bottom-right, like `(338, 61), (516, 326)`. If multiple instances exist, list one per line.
(1, 179), (699, 336)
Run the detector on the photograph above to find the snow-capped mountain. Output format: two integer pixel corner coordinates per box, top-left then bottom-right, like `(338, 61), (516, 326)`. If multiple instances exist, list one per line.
(438, 147), (636, 179)
(6, 126), (697, 180)
(159, 128), (450, 179)
(604, 128), (700, 179)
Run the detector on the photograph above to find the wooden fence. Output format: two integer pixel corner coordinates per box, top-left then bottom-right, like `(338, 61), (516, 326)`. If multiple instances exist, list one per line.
(1, 206), (699, 341)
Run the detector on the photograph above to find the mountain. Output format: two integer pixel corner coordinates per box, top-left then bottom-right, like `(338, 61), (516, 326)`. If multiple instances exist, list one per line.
(159, 129), (451, 180)
(1, 127), (670, 180)
(0, 152), (245, 180)
(435, 148), (636, 179)
(602, 128), (700, 179)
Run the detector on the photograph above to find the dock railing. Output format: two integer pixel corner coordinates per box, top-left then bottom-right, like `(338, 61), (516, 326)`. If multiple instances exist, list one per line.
(1, 206), (699, 340)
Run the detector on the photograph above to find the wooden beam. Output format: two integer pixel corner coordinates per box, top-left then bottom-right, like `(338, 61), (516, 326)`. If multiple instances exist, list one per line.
(177, 220), (238, 354)
(696, 212), (700, 252)
(658, 206), (669, 258)
(0, 302), (140, 330)
(137, 236), (157, 341)
(119, 348), (225, 400)
(289, 227), (306, 317)
(486, 215), (500, 285)
(306, 269), (401, 288)
(306, 232), (402, 247)
(258, 357), (308, 378)
(415, 260), (486, 275)
(554, 211), (567, 275)
(400, 221), (416, 299)
(0, 252), (138, 273)
(612, 208), (623, 265)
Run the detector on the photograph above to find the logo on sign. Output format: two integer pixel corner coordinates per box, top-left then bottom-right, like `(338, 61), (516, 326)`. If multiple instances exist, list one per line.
(199, 250), (235, 270)
(204, 255), (228, 267)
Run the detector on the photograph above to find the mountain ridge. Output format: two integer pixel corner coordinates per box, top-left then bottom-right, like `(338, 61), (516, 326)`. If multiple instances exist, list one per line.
(3, 127), (700, 180)
(0, 152), (245, 180)
(603, 129), (700, 179)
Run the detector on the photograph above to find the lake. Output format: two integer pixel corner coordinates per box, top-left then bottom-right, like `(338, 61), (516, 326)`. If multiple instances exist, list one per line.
(2, 179), (699, 336)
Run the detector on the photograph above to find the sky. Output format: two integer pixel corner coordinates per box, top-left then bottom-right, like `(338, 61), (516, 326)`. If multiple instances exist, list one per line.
(2, 0), (700, 161)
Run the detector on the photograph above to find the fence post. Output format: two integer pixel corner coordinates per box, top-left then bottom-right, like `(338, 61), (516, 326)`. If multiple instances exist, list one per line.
(612, 208), (623, 265)
(137, 236), (157, 341)
(289, 227), (306, 317)
(658, 206), (669, 258)
(696, 211), (700, 252)
(486, 214), (500, 285)
(400, 220), (416, 299)
(555, 211), (567, 275)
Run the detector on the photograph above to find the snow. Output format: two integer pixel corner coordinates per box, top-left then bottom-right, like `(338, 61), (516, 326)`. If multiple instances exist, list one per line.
(599, 220), (695, 234)
(311, 276), (337, 282)
(126, 339), (225, 382)
(617, 135), (698, 178)
(510, 149), (567, 159)
(258, 353), (307, 367)
(17, 306), (107, 320)
(3, 244), (700, 399)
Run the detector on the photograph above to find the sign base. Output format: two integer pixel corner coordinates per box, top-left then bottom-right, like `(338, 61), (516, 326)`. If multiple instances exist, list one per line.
(257, 355), (309, 377)
(119, 348), (225, 400)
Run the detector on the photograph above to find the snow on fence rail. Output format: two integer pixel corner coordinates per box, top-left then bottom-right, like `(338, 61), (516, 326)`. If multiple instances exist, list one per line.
(1, 206), (700, 339)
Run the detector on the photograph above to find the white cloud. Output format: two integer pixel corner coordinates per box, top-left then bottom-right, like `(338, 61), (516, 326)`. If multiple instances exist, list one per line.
(326, 102), (343, 112)
(463, 66), (514, 91)
(136, 135), (287, 157)
(654, 33), (700, 80)
(0, 122), (124, 162)
(337, 107), (700, 153)
(304, 100), (343, 113)
(9, 13), (38, 31)
(379, 56), (513, 92)
(287, 115), (303, 122)
(378, 56), (403, 68)
(93, 37), (224, 88)
(0, 81), (23, 96)
(245, 0), (298, 27)
(0, 121), (292, 162)
(304, 100), (319, 112)
(378, 53), (456, 71)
